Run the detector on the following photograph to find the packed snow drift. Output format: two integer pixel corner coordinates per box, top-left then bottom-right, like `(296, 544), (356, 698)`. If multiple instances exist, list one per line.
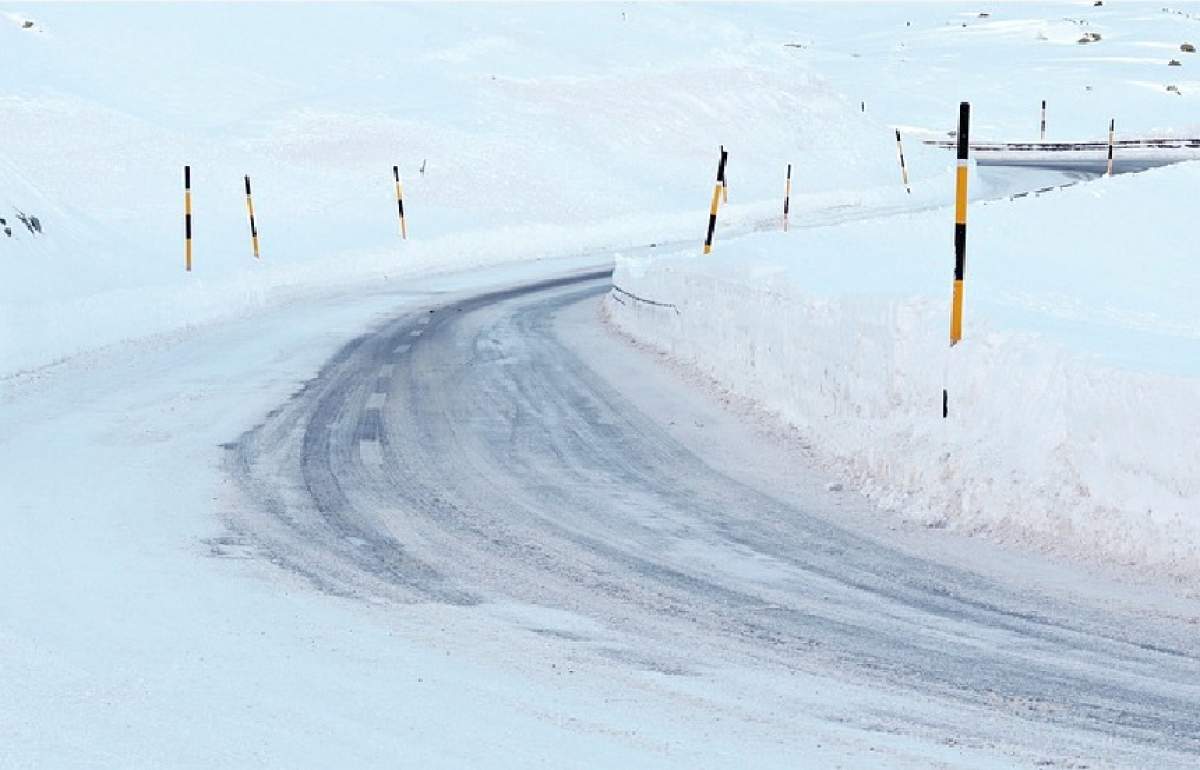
(608, 161), (1200, 577)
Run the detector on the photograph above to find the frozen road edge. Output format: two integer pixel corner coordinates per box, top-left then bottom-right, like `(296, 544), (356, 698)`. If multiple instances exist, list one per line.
(223, 268), (1200, 766)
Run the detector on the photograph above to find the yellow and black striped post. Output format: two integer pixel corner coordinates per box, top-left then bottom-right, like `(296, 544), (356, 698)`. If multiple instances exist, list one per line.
(244, 175), (260, 259)
(783, 163), (792, 232)
(702, 148), (727, 254)
(1040, 100), (1046, 140)
(945, 101), (970, 418)
(184, 165), (192, 272)
(719, 145), (728, 203)
(393, 165), (407, 239)
(1106, 119), (1115, 176)
(895, 129), (911, 194)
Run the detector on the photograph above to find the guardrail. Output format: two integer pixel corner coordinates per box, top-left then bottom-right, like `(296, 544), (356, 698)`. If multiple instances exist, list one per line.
(924, 138), (1200, 151)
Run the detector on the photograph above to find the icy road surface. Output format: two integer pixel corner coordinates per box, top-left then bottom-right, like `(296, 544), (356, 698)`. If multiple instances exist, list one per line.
(226, 267), (1200, 768)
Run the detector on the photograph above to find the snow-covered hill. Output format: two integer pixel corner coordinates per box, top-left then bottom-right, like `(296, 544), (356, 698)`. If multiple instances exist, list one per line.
(1, 3), (945, 375)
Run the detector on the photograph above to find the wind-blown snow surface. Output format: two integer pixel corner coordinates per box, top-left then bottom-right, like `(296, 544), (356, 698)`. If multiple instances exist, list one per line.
(607, 160), (1200, 580)
(0, 2), (948, 376)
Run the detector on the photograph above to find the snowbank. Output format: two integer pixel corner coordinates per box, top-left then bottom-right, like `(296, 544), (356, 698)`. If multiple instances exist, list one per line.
(606, 161), (1200, 578)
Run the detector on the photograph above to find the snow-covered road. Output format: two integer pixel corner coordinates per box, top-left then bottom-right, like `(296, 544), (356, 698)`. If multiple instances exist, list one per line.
(5, 253), (1200, 767)
(4, 173), (1196, 770)
(222, 266), (1200, 767)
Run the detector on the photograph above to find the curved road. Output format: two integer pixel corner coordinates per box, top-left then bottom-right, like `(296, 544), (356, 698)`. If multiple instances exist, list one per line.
(226, 268), (1200, 767)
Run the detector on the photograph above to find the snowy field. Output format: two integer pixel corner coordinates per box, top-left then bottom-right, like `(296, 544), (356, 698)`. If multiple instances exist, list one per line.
(0, 2), (944, 375)
(5, 2), (1200, 769)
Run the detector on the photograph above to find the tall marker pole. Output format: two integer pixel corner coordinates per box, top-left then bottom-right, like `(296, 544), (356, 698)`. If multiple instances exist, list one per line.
(244, 175), (260, 259)
(783, 163), (792, 232)
(895, 129), (911, 194)
(184, 165), (193, 272)
(945, 101), (970, 419)
(1106, 119), (1115, 176)
(1040, 100), (1046, 140)
(703, 148), (727, 254)
(719, 145), (729, 204)
(393, 165), (407, 239)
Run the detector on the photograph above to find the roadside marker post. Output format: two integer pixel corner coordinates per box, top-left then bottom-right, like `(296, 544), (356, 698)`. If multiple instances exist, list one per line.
(783, 163), (792, 231)
(393, 165), (407, 239)
(703, 148), (727, 254)
(895, 129), (911, 194)
(945, 101), (970, 419)
(719, 145), (729, 203)
(1106, 119), (1115, 176)
(1040, 99), (1046, 140)
(184, 165), (193, 272)
(244, 175), (260, 259)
